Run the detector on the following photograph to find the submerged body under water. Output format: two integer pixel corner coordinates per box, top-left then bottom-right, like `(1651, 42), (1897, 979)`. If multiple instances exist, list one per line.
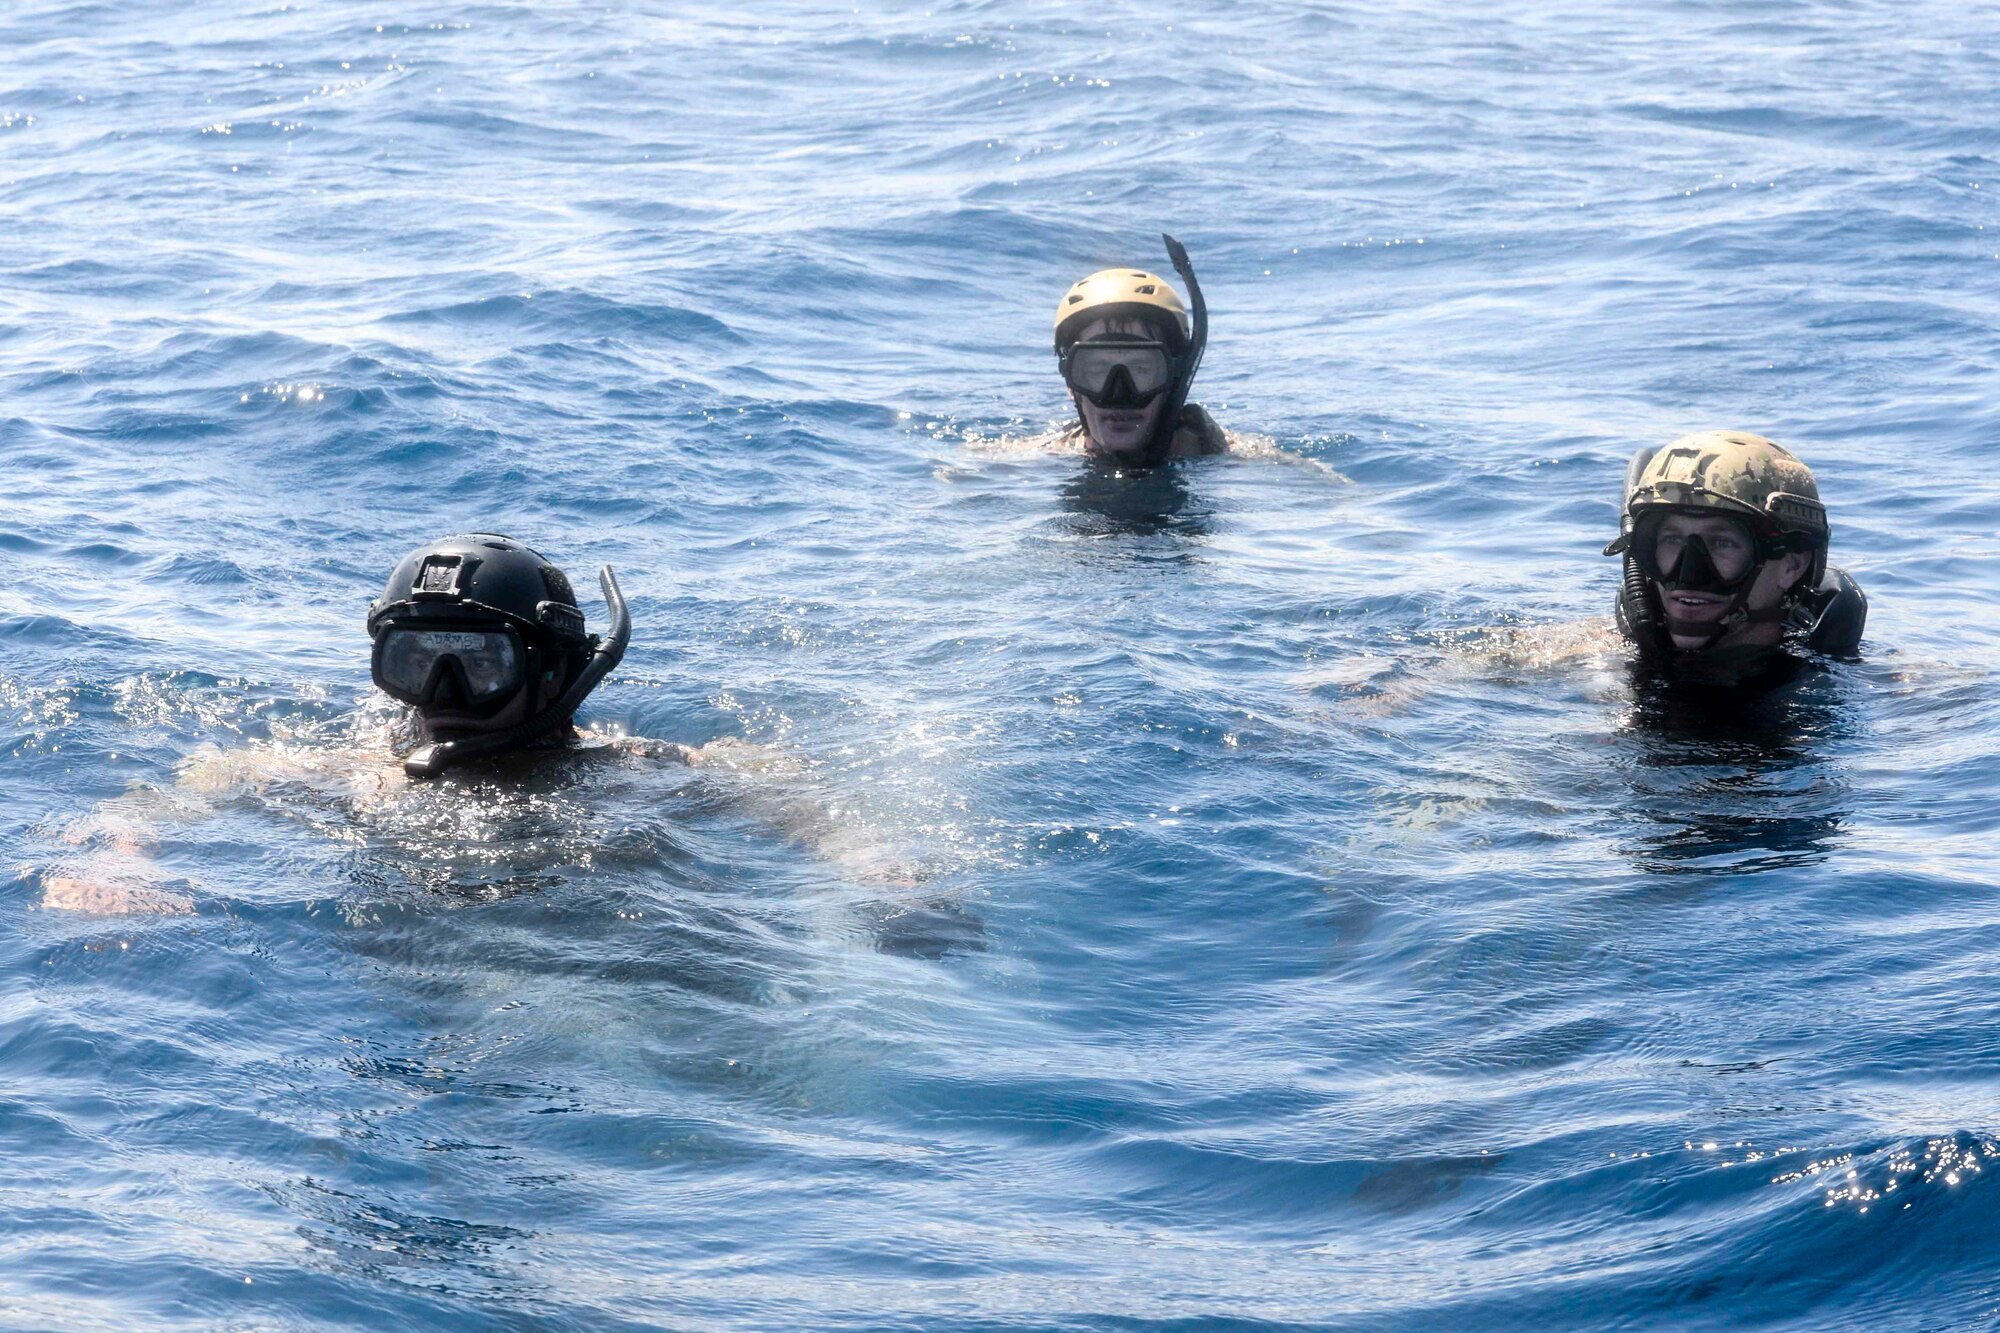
(5, 0), (2000, 1328)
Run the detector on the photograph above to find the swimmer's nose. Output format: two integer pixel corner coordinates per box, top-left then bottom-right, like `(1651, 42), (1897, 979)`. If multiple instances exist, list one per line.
(430, 669), (466, 709)
(1097, 362), (1140, 407)
(1669, 535), (1719, 589)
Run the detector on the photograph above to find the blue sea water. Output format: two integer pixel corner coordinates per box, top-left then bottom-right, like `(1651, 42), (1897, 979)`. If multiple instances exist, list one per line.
(4, 0), (2000, 1327)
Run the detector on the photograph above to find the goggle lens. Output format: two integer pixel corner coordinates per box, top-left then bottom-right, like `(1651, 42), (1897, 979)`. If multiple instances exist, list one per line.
(1063, 341), (1174, 402)
(376, 628), (523, 704)
(1634, 513), (1760, 590)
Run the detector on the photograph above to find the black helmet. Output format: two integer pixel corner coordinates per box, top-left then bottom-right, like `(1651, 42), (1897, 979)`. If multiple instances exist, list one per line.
(367, 534), (631, 776)
(370, 533), (590, 647)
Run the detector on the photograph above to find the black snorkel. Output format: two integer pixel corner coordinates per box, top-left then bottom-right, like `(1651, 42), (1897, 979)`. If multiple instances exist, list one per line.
(403, 566), (631, 779)
(1140, 232), (1208, 468)
(1608, 446), (1670, 661)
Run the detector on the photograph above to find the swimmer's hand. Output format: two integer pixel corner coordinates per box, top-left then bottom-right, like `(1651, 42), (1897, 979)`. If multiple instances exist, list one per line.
(39, 854), (195, 916)
(576, 729), (701, 765)
(39, 779), (203, 915)
(43, 800), (194, 916)
(672, 737), (928, 888)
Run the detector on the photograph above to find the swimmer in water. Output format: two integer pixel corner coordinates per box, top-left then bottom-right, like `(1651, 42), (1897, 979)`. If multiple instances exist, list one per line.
(368, 533), (638, 777)
(1603, 431), (1867, 683)
(41, 534), (936, 914)
(1054, 234), (1227, 465)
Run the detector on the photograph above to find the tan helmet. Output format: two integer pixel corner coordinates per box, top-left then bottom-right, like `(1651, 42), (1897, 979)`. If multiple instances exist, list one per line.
(1619, 430), (1830, 584)
(1054, 268), (1190, 351)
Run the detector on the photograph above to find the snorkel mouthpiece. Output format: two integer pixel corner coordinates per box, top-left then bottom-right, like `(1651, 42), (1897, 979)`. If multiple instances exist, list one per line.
(404, 565), (631, 780)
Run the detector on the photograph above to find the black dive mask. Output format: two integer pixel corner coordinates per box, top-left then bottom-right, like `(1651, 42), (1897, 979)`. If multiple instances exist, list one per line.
(1060, 338), (1176, 408)
(372, 622), (540, 718)
(1632, 513), (1761, 594)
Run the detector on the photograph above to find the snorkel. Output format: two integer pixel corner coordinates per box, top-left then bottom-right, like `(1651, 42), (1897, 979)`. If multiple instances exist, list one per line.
(1611, 447), (1669, 659)
(403, 566), (631, 779)
(1143, 232), (1209, 468)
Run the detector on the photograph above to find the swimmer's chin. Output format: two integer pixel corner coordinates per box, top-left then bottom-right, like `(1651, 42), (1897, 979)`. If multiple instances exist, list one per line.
(416, 719), (490, 743)
(407, 716), (581, 755)
(414, 710), (532, 742)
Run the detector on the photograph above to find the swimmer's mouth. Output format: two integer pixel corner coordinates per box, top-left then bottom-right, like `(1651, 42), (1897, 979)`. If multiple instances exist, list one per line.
(1095, 408), (1148, 424)
(420, 711), (498, 738)
(1666, 590), (1728, 616)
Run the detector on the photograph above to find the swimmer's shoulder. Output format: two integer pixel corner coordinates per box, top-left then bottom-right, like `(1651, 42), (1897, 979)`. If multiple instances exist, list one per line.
(1788, 564), (1868, 659)
(1174, 403), (1229, 457)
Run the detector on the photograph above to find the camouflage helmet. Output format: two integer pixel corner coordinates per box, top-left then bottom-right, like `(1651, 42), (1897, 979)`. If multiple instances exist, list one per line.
(1054, 268), (1191, 352)
(1621, 430), (1830, 585)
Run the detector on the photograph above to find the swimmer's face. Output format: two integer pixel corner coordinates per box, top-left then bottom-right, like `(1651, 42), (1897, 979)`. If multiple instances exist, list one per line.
(1067, 315), (1171, 459)
(1652, 512), (1758, 586)
(1651, 511), (1809, 648)
(417, 665), (567, 742)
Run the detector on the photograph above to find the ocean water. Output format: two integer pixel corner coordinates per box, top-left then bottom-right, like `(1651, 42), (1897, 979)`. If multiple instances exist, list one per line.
(4, 0), (2000, 1327)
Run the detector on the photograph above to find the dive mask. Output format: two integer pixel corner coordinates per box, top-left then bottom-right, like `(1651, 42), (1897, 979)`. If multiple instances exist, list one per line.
(1631, 511), (1765, 593)
(1060, 338), (1176, 408)
(373, 623), (530, 716)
